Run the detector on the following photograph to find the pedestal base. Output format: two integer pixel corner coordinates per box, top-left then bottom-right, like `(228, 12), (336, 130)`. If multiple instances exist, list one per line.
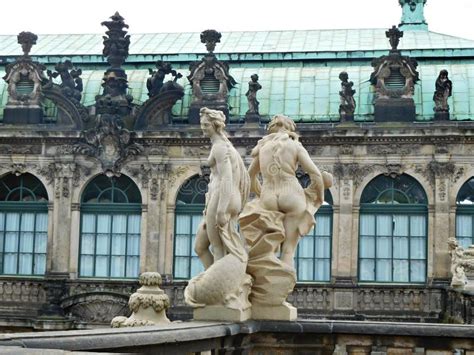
(251, 303), (297, 321)
(3, 107), (43, 124)
(245, 112), (261, 124)
(193, 305), (251, 322)
(434, 112), (450, 121)
(374, 98), (415, 122)
(188, 105), (229, 124)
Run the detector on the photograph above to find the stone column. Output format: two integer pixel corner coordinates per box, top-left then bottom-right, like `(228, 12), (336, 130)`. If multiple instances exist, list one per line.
(69, 203), (81, 277)
(433, 177), (451, 280)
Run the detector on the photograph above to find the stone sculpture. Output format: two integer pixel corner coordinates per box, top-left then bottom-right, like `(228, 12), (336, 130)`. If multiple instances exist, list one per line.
(184, 107), (252, 321)
(433, 69), (452, 113)
(338, 71), (356, 121)
(3, 31), (47, 123)
(187, 30), (236, 123)
(448, 238), (467, 288)
(246, 74), (262, 115)
(111, 272), (170, 327)
(239, 115), (333, 320)
(47, 60), (83, 102)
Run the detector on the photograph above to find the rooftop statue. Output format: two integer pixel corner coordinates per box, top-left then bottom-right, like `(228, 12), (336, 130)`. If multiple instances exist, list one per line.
(433, 69), (452, 113)
(338, 71), (356, 121)
(239, 115), (333, 320)
(184, 107), (252, 321)
(246, 74), (262, 115)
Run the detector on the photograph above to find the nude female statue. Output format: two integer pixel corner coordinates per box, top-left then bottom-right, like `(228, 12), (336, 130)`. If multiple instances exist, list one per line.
(185, 107), (251, 319)
(247, 114), (331, 267)
(194, 107), (250, 267)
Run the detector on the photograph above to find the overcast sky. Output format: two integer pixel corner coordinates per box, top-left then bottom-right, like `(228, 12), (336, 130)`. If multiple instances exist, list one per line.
(0, 0), (472, 40)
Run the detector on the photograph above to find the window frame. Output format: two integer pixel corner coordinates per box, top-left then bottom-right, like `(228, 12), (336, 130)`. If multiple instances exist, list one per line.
(79, 176), (142, 279)
(358, 174), (428, 284)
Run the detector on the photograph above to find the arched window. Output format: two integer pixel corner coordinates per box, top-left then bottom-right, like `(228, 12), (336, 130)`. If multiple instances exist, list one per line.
(456, 177), (474, 248)
(173, 175), (207, 279)
(79, 175), (142, 279)
(296, 190), (333, 282)
(359, 174), (428, 283)
(0, 173), (48, 275)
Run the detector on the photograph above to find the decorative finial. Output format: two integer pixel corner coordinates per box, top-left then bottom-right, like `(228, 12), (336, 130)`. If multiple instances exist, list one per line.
(200, 29), (222, 53)
(101, 12), (130, 68)
(386, 25), (403, 52)
(17, 31), (38, 56)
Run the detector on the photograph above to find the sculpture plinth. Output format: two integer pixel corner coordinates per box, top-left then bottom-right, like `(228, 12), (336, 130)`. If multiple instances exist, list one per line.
(111, 272), (170, 327)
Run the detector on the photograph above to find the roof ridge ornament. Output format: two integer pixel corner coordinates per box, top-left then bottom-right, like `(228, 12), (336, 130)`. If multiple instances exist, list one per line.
(17, 31), (38, 57)
(386, 25), (403, 53)
(200, 29), (221, 54)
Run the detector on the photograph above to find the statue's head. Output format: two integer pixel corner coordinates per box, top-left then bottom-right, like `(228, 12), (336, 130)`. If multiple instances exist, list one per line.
(339, 71), (349, 82)
(267, 115), (296, 134)
(251, 74), (259, 82)
(200, 107), (226, 137)
(439, 69), (449, 79)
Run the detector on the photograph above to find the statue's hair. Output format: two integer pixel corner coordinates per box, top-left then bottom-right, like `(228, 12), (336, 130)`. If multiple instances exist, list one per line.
(200, 107), (226, 133)
(267, 115), (297, 135)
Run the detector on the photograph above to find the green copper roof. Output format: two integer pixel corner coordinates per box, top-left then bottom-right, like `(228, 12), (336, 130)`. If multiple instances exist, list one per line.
(1, 61), (473, 122)
(0, 29), (473, 62)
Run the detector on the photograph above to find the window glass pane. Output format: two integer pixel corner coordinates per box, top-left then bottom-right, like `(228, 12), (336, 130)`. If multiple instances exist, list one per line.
(80, 255), (93, 276)
(376, 259), (391, 281)
(4, 232), (18, 252)
(34, 254), (46, 275)
(360, 259), (375, 281)
(4, 254), (17, 273)
(176, 215), (191, 235)
(97, 215), (111, 233)
(376, 215), (392, 236)
(127, 235), (140, 255)
(35, 232), (47, 253)
(19, 254), (32, 274)
(20, 231), (34, 252)
(410, 216), (426, 236)
(190, 256), (204, 277)
(21, 213), (35, 231)
(81, 234), (95, 254)
(175, 235), (190, 256)
(393, 237), (409, 259)
(5, 213), (19, 231)
(393, 215), (408, 236)
(96, 234), (110, 255)
(127, 215), (141, 234)
(0, 213), (4, 231)
(393, 260), (409, 282)
(112, 215), (127, 234)
(315, 259), (330, 281)
(410, 260), (426, 282)
(174, 257), (190, 278)
(315, 215), (330, 236)
(376, 237), (391, 258)
(360, 215), (375, 236)
(191, 215), (202, 235)
(456, 215), (472, 237)
(126, 256), (140, 278)
(459, 237), (472, 249)
(111, 234), (126, 255)
(36, 213), (48, 232)
(110, 256), (125, 277)
(298, 237), (314, 258)
(410, 237), (426, 259)
(315, 237), (330, 258)
(82, 214), (96, 233)
(360, 237), (375, 258)
(95, 256), (109, 277)
(297, 259), (314, 280)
